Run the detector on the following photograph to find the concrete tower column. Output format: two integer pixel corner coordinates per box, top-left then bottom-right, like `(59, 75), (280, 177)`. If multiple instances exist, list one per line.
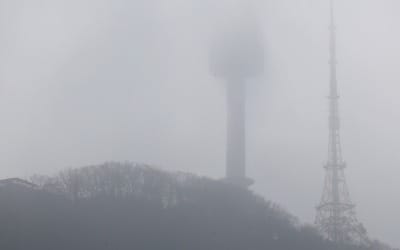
(226, 78), (246, 183)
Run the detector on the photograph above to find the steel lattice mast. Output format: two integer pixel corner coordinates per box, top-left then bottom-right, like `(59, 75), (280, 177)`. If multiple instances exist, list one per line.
(315, 0), (369, 245)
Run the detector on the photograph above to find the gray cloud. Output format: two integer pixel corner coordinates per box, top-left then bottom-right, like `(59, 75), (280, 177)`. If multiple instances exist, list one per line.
(0, 0), (399, 246)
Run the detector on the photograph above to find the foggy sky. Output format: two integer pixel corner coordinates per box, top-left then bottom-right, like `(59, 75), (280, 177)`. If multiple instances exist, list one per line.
(0, 0), (399, 247)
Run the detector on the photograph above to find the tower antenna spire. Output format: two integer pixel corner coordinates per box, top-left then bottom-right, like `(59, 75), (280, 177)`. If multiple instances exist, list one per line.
(330, 0), (335, 27)
(315, 0), (369, 246)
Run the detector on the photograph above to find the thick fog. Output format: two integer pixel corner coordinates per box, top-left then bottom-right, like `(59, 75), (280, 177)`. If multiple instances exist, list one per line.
(0, 0), (399, 247)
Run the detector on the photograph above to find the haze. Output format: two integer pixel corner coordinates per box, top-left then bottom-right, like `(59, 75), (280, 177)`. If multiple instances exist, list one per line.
(0, 0), (399, 247)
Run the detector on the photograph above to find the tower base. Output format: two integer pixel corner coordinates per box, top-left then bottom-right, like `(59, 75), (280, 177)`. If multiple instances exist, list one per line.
(224, 176), (254, 188)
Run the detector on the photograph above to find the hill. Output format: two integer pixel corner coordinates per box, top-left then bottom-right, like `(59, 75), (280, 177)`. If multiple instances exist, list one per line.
(0, 162), (393, 250)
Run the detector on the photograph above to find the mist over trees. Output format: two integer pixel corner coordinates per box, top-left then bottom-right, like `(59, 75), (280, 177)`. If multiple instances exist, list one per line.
(0, 162), (393, 250)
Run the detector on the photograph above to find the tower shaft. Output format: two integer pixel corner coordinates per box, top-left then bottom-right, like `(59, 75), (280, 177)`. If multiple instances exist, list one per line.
(226, 78), (250, 187)
(316, 0), (368, 245)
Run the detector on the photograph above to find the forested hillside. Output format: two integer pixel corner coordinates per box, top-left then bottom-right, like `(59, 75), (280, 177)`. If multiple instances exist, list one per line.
(0, 162), (392, 250)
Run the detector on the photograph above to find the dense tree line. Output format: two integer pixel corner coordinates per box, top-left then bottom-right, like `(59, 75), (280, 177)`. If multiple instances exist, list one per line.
(0, 162), (394, 250)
